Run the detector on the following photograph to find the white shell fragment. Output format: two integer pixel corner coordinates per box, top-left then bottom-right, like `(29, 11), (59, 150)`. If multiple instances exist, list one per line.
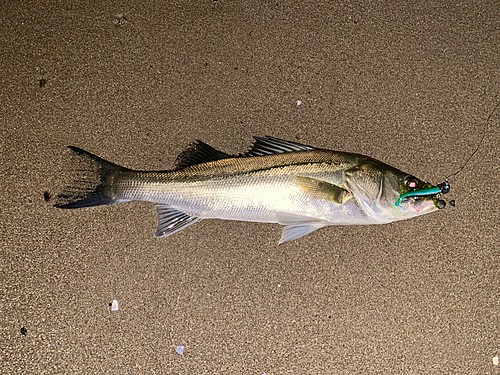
(297, 100), (302, 106)
(111, 300), (119, 311)
(493, 356), (499, 366)
(176, 345), (185, 355)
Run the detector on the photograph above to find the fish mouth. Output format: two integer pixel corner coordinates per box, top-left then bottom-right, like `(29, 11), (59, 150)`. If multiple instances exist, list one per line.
(408, 199), (437, 213)
(407, 197), (445, 213)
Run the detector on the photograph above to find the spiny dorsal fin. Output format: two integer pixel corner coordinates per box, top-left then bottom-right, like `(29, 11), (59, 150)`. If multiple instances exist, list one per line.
(174, 141), (232, 169)
(241, 136), (318, 157)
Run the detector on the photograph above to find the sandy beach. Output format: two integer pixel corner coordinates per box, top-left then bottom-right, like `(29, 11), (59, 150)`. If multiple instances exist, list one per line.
(2, 1), (499, 373)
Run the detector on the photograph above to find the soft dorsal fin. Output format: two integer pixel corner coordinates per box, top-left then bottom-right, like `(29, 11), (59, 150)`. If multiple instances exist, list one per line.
(174, 141), (232, 169)
(241, 136), (318, 157)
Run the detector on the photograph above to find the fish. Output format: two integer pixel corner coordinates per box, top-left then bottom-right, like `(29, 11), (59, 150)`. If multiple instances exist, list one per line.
(54, 136), (448, 244)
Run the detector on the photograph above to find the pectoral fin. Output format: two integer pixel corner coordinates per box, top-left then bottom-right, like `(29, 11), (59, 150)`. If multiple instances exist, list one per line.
(294, 175), (350, 204)
(276, 212), (329, 244)
(154, 205), (202, 237)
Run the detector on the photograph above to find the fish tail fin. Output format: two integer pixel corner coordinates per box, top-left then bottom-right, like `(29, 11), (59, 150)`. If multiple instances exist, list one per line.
(54, 146), (127, 209)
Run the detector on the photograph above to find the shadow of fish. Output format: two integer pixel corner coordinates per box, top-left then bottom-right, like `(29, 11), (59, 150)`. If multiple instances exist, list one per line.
(54, 136), (447, 244)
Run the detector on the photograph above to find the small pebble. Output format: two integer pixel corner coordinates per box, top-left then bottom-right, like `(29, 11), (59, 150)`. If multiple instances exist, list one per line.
(111, 300), (119, 311)
(20, 327), (28, 336)
(493, 356), (499, 366)
(115, 14), (127, 26)
(297, 100), (302, 106)
(176, 345), (185, 355)
(449, 200), (455, 207)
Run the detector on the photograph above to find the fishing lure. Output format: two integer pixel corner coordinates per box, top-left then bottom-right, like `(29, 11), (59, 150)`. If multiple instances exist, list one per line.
(395, 182), (449, 207)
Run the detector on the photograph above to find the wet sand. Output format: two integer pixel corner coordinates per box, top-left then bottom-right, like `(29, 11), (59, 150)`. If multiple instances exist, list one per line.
(2, 1), (499, 373)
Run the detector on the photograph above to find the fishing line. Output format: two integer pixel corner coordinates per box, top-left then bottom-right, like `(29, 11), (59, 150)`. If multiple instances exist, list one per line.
(394, 97), (500, 207)
(446, 97), (500, 179)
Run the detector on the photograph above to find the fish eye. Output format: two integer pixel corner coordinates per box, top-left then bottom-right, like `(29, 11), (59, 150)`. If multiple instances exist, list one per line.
(404, 176), (419, 188)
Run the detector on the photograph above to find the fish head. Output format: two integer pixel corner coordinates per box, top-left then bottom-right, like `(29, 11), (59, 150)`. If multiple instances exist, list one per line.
(344, 157), (446, 223)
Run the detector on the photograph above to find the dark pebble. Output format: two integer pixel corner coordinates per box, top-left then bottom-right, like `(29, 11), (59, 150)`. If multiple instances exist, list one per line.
(21, 327), (28, 336)
(44, 191), (51, 202)
(449, 200), (456, 207)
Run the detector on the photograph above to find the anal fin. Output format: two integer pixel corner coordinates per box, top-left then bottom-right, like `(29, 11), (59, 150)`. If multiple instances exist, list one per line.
(154, 205), (202, 237)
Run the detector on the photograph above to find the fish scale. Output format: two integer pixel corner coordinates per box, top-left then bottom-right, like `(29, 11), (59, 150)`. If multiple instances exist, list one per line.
(113, 157), (351, 221)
